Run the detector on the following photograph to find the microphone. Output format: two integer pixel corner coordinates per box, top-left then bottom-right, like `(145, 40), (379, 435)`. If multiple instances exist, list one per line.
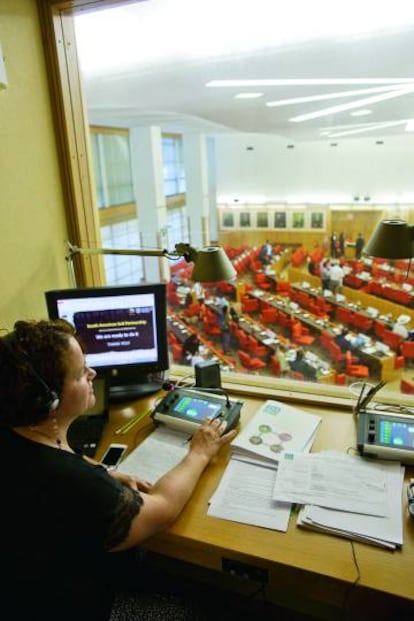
(162, 382), (231, 408)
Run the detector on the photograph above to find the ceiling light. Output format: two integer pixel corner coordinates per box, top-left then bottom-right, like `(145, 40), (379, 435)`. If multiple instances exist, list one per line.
(290, 86), (414, 122)
(326, 119), (408, 138)
(207, 78), (414, 88)
(350, 109), (372, 117)
(405, 120), (414, 131)
(266, 85), (403, 107)
(234, 92), (263, 99)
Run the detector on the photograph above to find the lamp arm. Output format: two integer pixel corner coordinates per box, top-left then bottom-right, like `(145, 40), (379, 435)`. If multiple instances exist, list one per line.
(67, 241), (193, 261)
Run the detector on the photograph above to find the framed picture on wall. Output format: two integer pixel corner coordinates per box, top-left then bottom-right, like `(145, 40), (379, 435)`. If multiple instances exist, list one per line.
(240, 212), (251, 227)
(256, 212), (269, 228)
(310, 211), (325, 229)
(292, 211), (305, 228)
(274, 211), (287, 228)
(222, 212), (235, 227)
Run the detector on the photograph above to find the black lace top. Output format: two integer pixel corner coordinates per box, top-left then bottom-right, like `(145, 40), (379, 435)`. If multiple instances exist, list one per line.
(0, 426), (143, 621)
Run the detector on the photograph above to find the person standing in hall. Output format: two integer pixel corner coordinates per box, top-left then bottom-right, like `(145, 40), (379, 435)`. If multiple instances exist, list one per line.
(338, 232), (345, 257)
(320, 258), (331, 292)
(329, 261), (344, 295)
(355, 232), (365, 259)
(330, 232), (338, 258)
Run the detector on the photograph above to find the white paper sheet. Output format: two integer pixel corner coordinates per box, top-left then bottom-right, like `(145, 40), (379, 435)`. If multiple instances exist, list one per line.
(208, 458), (291, 531)
(117, 425), (188, 483)
(272, 451), (396, 516)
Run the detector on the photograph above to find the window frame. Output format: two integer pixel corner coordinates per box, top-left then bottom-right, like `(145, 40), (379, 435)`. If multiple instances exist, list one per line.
(38, 0), (406, 408)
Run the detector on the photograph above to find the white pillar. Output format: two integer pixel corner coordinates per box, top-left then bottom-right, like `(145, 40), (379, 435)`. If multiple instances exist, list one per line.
(183, 133), (210, 248)
(130, 126), (169, 282)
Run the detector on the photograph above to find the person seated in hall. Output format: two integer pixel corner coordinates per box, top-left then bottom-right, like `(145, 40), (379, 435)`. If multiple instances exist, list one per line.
(182, 333), (200, 364)
(288, 348), (317, 381)
(392, 315), (410, 340)
(334, 328), (354, 352)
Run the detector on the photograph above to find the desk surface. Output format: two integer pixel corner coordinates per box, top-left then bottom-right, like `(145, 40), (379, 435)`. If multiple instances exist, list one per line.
(97, 392), (414, 619)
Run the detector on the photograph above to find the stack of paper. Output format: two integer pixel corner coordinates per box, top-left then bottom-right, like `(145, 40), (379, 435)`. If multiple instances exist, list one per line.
(272, 451), (404, 549)
(207, 400), (322, 531)
(230, 399), (322, 467)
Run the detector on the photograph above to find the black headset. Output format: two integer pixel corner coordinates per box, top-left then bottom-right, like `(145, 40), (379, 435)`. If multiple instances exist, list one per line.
(2, 332), (60, 415)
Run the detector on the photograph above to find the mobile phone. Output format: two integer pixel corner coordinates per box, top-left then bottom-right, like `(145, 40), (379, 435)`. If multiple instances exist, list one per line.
(100, 443), (128, 468)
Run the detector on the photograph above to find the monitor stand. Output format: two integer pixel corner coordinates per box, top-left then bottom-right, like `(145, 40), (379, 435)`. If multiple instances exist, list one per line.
(108, 381), (162, 404)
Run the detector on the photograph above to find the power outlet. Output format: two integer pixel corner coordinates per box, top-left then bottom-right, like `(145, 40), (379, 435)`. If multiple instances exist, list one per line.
(222, 557), (269, 583)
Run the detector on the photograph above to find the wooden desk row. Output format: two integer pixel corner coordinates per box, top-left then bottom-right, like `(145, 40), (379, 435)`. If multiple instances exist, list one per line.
(98, 392), (414, 620)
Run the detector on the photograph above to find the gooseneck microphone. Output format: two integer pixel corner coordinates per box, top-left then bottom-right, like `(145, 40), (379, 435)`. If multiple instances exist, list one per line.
(162, 382), (231, 408)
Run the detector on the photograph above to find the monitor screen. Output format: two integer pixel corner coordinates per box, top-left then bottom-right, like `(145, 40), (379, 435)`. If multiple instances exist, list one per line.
(45, 284), (169, 402)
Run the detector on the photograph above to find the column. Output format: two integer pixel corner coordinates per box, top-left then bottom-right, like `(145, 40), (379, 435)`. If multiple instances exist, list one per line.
(183, 132), (211, 248)
(129, 126), (169, 282)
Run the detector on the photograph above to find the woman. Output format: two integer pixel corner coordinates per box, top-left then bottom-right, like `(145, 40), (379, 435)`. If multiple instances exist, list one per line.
(0, 319), (236, 621)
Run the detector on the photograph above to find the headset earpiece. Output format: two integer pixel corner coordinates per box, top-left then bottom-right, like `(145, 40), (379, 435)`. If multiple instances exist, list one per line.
(2, 332), (60, 415)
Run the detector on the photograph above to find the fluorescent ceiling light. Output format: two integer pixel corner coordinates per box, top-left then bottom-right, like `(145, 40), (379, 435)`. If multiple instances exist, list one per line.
(235, 93), (263, 99)
(350, 109), (372, 116)
(290, 86), (414, 122)
(325, 119), (408, 138)
(207, 78), (414, 88)
(405, 120), (414, 131)
(266, 85), (405, 107)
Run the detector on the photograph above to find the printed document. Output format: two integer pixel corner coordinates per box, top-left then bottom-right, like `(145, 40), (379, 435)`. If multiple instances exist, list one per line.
(272, 451), (396, 516)
(117, 425), (188, 483)
(231, 399), (321, 466)
(208, 458), (291, 531)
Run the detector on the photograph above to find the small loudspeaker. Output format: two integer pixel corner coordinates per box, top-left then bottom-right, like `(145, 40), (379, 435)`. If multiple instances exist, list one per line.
(195, 360), (222, 389)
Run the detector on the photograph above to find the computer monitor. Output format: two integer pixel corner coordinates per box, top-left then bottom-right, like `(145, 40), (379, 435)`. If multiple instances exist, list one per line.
(45, 283), (169, 403)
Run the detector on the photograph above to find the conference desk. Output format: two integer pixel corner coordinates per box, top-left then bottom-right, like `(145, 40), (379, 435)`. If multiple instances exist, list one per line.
(96, 391), (414, 620)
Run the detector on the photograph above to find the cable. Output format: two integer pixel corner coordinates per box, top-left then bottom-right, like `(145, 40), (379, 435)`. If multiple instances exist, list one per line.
(340, 541), (361, 621)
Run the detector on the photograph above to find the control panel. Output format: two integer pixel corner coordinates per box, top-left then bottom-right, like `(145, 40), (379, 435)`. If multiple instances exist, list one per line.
(357, 410), (414, 465)
(152, 387), (243, 433)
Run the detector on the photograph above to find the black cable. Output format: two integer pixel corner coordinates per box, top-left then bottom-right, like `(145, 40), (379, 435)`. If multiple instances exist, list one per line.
(340, 541), (361, 621)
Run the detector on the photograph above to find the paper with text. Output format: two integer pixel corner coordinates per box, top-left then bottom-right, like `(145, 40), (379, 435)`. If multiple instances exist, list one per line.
(208, 458), (291, 531)
(273, 451), (395, 516)
(117, 425), (188, 483)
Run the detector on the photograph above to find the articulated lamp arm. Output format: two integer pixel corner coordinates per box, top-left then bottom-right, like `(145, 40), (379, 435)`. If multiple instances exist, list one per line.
(66, 241), (236, 283)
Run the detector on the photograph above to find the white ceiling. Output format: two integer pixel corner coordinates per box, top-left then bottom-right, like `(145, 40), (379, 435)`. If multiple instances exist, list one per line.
(75, 0), (414, 143)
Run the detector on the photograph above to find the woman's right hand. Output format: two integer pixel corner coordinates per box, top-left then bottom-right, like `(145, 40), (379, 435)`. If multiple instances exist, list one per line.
(188, 416), (237, 463)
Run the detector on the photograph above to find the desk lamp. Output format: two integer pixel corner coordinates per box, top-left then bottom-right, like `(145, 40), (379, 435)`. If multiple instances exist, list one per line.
(364, 219), (414, 259)
(67, 241), (237, 283)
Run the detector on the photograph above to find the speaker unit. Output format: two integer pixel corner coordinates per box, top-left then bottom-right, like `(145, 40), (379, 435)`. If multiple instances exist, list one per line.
(195, 360), (222, 389)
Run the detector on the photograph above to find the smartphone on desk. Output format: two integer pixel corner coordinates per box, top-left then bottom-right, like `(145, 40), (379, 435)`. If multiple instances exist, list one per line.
(100, 443), (128, 469)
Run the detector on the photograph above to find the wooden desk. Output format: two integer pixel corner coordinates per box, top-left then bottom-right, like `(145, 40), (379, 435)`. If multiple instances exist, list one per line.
(97, 394), (414, 620)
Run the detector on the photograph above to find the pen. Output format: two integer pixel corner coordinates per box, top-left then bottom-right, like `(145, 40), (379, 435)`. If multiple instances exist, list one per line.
(115, 409), (152, 435)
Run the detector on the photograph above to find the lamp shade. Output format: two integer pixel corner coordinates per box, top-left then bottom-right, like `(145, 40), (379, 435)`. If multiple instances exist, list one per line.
(191, 246), (236, 282)
(364, 219), (414, 259)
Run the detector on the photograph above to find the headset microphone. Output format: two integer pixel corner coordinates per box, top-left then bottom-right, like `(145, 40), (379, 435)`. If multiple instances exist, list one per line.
(2, 332), (60, 415)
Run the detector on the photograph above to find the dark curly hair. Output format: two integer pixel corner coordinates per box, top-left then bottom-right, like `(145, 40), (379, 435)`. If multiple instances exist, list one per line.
(0, 319), (78, 427)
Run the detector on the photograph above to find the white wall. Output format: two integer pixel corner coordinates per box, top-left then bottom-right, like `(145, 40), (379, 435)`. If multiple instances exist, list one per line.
(214, 133), (414, 205)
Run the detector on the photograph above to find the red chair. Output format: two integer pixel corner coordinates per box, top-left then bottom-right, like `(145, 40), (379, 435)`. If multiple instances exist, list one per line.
(344, 351), (369, 378)
(400, 341), (414, 364)
(382, 329), (404, 350)
(394, 355), (405, 370)
(290, 371), (305, 381)
(269, 355), (281, 376)
(335, 307), (354, 325)
(351, 313), (373, 332)
(291, 320), (315, 346)
(238, 351), (267, 371)
(401, 379), (414, 394)
(241, 297), (260, 313)
(260, 307), (278, 324)
(276, 281), (291, 297)
(335, 372), (347, 385)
